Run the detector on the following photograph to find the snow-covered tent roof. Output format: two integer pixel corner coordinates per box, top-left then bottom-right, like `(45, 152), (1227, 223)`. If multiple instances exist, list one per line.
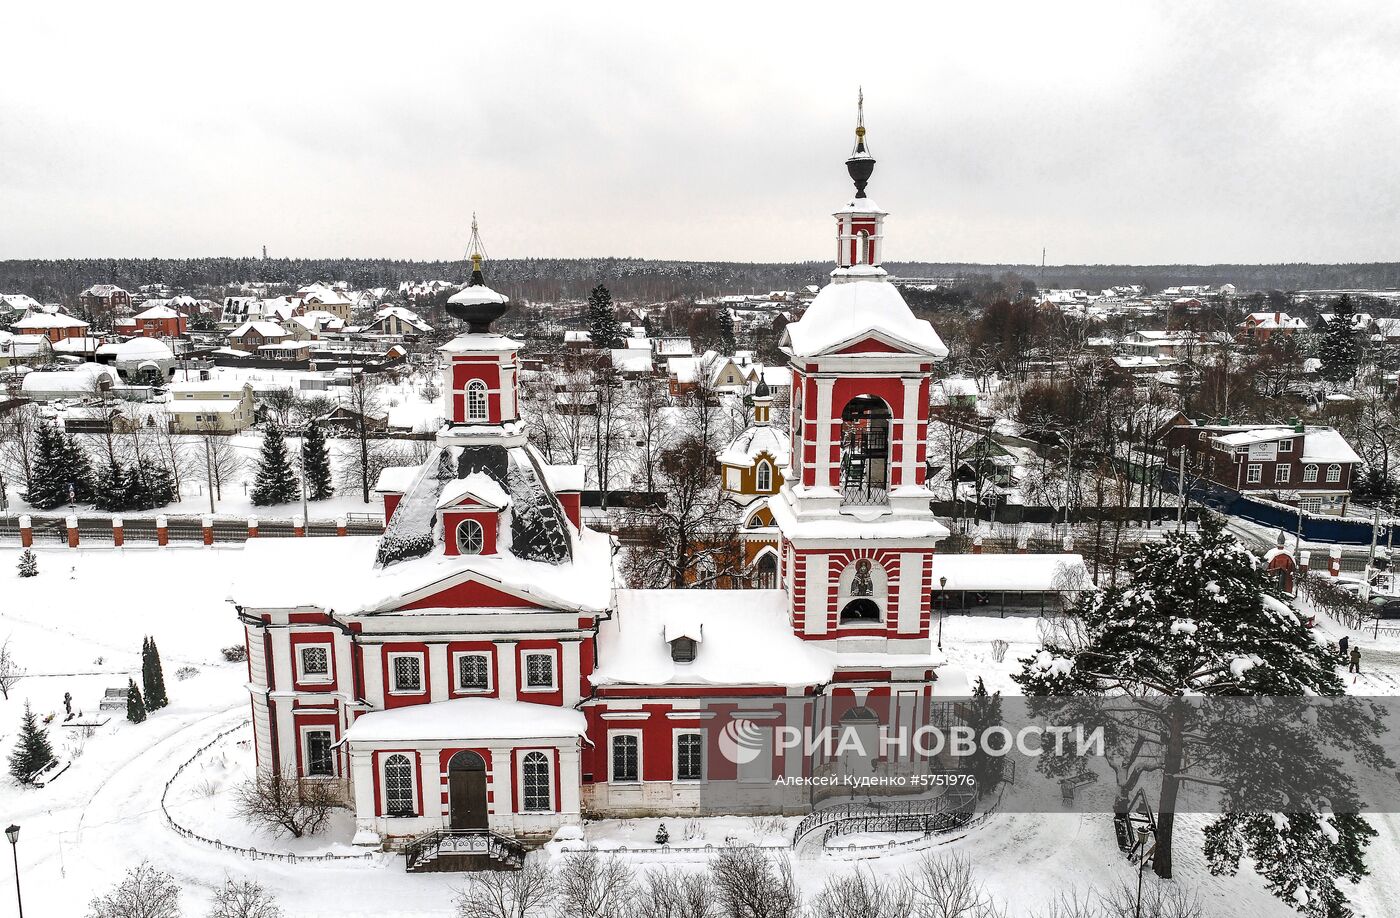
(437, 472), (511, 510)
(12, 312), (88, 330)
(133, 304), (181, 320)
(230, 320), (286, 338)
(782, 278), (946, 358)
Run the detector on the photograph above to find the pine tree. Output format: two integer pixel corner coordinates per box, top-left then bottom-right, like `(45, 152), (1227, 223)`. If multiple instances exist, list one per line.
(250, 425), (300, 507)
(716, 308), (736, 354)
(655, 822), (669, 845)
(62, 432), (95, 503)
(1315, 294), (1362, 383)
(16, 550), (37, 578)
(301, 423), (334, 500)
(27, 423), (73, 510)
(1014, 514), (1387, 916)
(963, 676), (1005, 799)
(586, 283), (622, 349)
(8, 701), (54, 783)
(126, 678), (146, 724)
(142, 637), (168, 711)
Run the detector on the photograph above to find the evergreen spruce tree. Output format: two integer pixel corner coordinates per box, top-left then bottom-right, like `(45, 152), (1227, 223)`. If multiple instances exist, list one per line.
(1315, 294), (1362, 384)
(27, 423), (72, 510)
(586, 283), (622, 349)
(16, 550), (37, 578)
(8, 701), (55, 783)
(1014, 514), (1388, 916)
(250, 425), (300, 506)
(301, 423), (334, 500)
(716, 308), (736, 355)
(963, 676), (1005, 799)
(94, 461), (129, 512)
(126, 678), (146, 724)
(654, 822), (669, 845)
(147, 465), (176, 507)
(124, 464), (153, 511)
(59, 431), (95, 504)
(142, 636), (168, 711)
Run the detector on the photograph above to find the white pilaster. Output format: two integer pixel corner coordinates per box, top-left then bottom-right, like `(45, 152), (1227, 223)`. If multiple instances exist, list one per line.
(815, 378), (835, 488)
(900, 377), (921, 487)
(489, 748), (514, 822)
(558, 746), (582, 817)
(350, 750), (379, 845)
(428, 644), (449, 703)
(497, 641), (518, 702)
(897, 552), (923, 635)
(561, 640), (581, 706)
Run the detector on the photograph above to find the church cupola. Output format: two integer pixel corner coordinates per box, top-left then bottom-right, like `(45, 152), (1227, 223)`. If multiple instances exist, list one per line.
(834, 91), (887, 272)
(438, 216), (527, 448)
(752, 378), (772, 425)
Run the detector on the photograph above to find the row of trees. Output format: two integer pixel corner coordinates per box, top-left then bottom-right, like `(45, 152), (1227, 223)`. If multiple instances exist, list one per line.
(87, 863), (282, 918)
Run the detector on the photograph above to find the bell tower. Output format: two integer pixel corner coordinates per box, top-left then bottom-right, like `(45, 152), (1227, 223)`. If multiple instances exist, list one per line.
(770, 98), (950, 655)
(438, 216), (527, 449)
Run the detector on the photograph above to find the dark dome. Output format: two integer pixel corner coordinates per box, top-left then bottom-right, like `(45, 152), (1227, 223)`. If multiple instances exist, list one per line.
(446, 267), (510, 333)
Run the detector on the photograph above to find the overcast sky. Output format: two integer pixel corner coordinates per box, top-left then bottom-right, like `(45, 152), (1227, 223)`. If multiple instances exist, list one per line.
(3, 2), (1398, 265)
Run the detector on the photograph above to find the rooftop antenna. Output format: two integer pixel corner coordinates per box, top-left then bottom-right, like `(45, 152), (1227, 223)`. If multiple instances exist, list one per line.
(262, 245), (268, 260)
(1041, 246), (1046, 287)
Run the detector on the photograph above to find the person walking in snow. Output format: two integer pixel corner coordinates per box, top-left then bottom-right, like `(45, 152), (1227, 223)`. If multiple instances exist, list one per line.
(1338, 635), (1350, 661)
(1348, 645), (1361, 674)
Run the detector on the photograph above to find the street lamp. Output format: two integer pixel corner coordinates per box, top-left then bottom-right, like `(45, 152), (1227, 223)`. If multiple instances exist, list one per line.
(6, 823), (22, 918)
(937, 576), (948, 651)
(1133, 824), (1154, 918)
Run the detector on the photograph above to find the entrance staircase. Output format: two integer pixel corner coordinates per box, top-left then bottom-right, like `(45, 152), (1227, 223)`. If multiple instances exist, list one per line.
(403, 828), (527, 872)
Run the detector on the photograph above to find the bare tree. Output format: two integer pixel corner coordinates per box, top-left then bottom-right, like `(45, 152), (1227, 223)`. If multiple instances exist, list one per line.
(455, 859), (555, 918)
(198, 422), (245, 508)
(146, 410), (192, 497)
(234, 769), (339, 839)
(0, 401), (39, 493)
(632, 869), (717, 918)
(262, 387), (298, 428)
(905, 854), (1006, 918)
(207, 877), (283, 918)
(555, 851), (635, 918)
(0, 637), (23, 701)
(86, 861), (181, 918)
(708, 846), (801, 918)
(809, 868), (913, 918)
(627, 379), (671, 496)
(339, 370), (385, 503)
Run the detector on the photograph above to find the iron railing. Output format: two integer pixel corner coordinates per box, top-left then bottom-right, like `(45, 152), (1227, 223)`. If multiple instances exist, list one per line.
(402, 828), (526, 872)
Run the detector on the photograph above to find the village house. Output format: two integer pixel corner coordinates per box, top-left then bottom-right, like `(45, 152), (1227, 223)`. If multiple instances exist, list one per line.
(228, 320), (289, 351)
(131, 303), (189, 338)
(10, 311), (90, 344)
(297, 283), (356, 321)
(366, 306), (433, 338)
(233, 115), (980, 868)
(79, 284), (133, 314)
(1162, 421), (1363, 515)
(1237, 311), (1310, 344)
(0, 332), (52, 369)
(166, 379), (256, 433)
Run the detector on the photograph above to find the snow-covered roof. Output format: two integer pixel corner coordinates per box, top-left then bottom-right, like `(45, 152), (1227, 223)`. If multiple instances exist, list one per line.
(933, 553), (1092, 592)
(1300, 428), (1362, 464)
(609, 348), (653, 373)
(719, 424), (791, 468)
(51, 337), (103, 354)
(0, 334), (49, 358)
(563, 330), (592, 343)
(761, 365), (792, 388)
(374, 466), (420, 495)
(437, 472), (511, 510)
(439, 332), (523, 353)
(1216, 428), (1294, 447)
(12, 312), (88, 330)
(166, 399), (247, 415)
(230, 321), (286, 338)
(346, 698), (586, 744)
(541, 463), (586, 493)
(133, 304), (181, 320)
(20, 364), (116, 394)
(169, 379), (251, 394)
(107, 337), (174, 360)
(782, 278), (946, 358)
(940, 376), (979, 397)
(0, 294), (43, 312)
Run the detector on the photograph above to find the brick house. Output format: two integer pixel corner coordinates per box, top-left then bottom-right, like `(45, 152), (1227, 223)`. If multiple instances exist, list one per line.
(228, 320), (288, 351)
(10, 311), (90, 343)
(79, 284), (132, 314)
(1162, 422), (1362, 515)
(132, 303), (189, 338)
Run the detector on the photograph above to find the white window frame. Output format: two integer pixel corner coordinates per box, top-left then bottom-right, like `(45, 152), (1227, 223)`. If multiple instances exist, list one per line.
(455, 518), (485, 555)
(755, 460), (772, 493)
(1246, 464), (1262, 484)
(1327, 464), (1341, 483)
(1275, 465), (1291, 484)
(1303, 464), (1319, 483)
(381, 753), (416, 817)
(296, 642), (333, 684)
(300, 726), (337, 778)
(609, 730), (642, 784)
(387, 651), (425, 695)
(520, 649), (558, 693)
(1278, 439), (1293, 452)
(453, 650), (493, 693)
(466, 380), (489, 422)
(673, 729), (705, 783)
(518, 749), (554, 813)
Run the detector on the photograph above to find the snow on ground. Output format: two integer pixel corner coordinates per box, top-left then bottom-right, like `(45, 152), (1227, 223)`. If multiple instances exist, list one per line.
(0, 548), (1393, 916)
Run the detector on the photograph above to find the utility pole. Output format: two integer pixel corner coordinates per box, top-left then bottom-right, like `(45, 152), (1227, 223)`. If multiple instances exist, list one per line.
(1175, 446), (1187, 531)
(1363, 504), (1381, 604)
(204, 433), (215, 515)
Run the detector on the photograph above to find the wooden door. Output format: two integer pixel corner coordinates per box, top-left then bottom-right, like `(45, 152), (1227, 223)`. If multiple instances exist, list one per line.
(448, 751), (489, 830)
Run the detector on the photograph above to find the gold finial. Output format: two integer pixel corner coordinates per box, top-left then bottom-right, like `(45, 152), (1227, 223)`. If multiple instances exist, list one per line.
(465, 211), (489, 267)
(856, 86), (864, 134)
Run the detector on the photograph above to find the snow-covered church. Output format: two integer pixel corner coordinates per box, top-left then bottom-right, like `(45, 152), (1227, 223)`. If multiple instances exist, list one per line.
(233, 107), (962, 864)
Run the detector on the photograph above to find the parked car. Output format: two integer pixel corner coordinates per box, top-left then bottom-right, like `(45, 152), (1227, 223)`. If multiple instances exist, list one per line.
(1369, 597), (1400, 619)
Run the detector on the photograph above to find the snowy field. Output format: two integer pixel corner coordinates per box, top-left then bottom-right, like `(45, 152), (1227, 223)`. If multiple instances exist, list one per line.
(0, 545), (1395, 915)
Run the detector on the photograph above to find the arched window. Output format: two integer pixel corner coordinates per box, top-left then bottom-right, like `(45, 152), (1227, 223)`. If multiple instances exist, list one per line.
(522, 751), (551, 812)
(840, 598), (882, 622)
(838, 559), (885, 623)
(754, 552), (778, 589)
(839, 396), (892, 505)
(755, 460), (772, 493)
(384, 754), (415, 816)
(856, 230), (871, 265)
(1303, 464), (1318, 483)
(1326, 464), (1341, 483)
(466, 380), (489, 422)
(747, 509), (770, 529)
(455, 518), (484, 555)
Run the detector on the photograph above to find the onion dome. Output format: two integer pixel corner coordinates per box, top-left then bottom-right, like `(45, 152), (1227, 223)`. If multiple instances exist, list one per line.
(446, 214), (510, 333)
(754, 377), (771, 399)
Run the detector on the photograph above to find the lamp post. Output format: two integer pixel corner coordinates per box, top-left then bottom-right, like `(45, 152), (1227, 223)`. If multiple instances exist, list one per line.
(6, 823), (21, 918)
(937, 576), (948, 651)
(1133, 824), (1154, 918)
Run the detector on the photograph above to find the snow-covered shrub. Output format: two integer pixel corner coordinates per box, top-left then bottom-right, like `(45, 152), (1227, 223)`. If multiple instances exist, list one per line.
(87, 862), (181, 918)
(221, 645), (248, 663)
(176, 665), (199, 681)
